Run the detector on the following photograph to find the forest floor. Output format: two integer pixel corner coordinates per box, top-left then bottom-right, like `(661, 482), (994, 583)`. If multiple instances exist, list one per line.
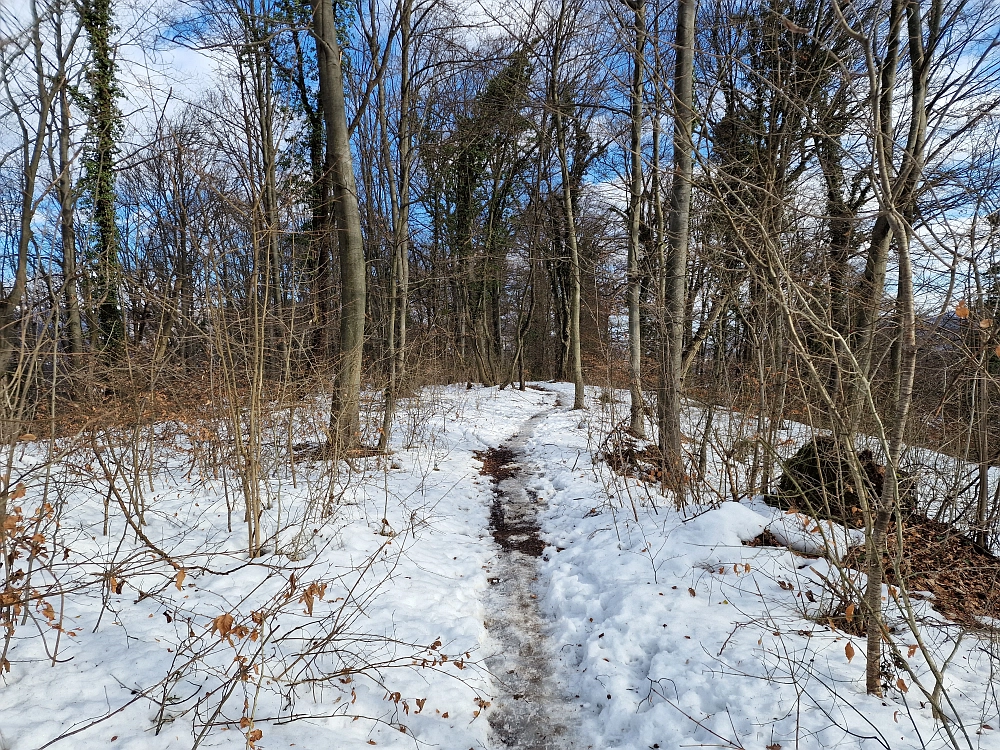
(1, 383), (999, 750)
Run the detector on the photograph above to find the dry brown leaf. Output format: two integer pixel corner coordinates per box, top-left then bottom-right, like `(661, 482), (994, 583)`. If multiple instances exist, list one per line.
(845, 603), (855, 623)
(845, 642), (855, 663)
(981, 319), (993, 328)
(688, 588), (696, 597)
(896, 678), (908, 693)
(957, 300), (970, 318)
(907, 644), (918, 658)
(11, 483), (26, 501)
(175, 569), (186, 591)
(211, 613), (235, 641)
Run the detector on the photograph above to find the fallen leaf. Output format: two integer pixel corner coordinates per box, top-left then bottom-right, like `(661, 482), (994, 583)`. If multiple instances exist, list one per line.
(845, 642), (855, 663)
(688, 588), (696, 597)
(907, 644), (918, 658)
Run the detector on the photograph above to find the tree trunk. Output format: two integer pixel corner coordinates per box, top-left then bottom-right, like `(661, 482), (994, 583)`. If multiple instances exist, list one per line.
(379, 0), (411, 451)
(627, 0), (647, 437)
(82, 0), (125, 352)
(313, 0), (366, 448)
(657, 0), (695, 494)
(56, 40), (84, 364)
(863, 0), (929, 695)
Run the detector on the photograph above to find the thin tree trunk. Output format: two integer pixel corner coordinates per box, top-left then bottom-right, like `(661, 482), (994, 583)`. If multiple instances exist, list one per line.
(847, 0), (902, 428)
(863, 0), (930, 695)
(379, 0), (411, 452)
(56, 55), (84, 362)
(550, 0), (584, 410)
(555, 128), (584, 409)
(627, 0), (647, 437)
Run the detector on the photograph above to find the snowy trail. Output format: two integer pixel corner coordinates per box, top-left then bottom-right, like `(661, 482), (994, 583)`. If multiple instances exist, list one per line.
(5, 383), (997, 750)
(479, 396), (586, 750)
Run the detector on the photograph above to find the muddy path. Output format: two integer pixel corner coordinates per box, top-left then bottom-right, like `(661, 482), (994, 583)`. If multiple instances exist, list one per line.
(475, 405), (585, 750)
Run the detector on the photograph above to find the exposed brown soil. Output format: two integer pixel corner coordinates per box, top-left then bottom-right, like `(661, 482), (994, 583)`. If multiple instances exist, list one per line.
(476, 446), (519, 482)
(742, 529), (784, 549)
(474, 446), (545, 557)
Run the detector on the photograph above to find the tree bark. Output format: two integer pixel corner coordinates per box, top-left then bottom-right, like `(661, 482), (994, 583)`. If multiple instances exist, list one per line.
(379, 0), (411, 452)
(862, 0), (930, 695)
(627, 0), (647, 437)
(657, 0), (695, 494)
(81, 0), (125, 352)
(313, 0), (367, 448)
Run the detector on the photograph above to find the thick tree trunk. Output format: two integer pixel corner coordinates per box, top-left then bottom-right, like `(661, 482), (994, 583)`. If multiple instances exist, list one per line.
(82, 0), (125, 352)
(313, 0), (366, 448)
(657, 0), (695, 494)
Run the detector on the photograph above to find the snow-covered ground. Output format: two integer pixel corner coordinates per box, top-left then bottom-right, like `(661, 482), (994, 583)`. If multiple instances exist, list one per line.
(1, 383), (998, 749)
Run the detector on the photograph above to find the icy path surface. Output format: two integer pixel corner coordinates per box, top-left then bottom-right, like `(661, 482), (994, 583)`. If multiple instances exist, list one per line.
(480, 398), (585, 750)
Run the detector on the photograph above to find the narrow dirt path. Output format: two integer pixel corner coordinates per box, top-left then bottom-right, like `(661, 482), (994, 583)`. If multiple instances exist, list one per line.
(476, 403), (584, 750)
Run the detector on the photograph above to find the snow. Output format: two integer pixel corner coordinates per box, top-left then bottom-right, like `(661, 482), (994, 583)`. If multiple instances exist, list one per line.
(1, 383), (998, 750)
